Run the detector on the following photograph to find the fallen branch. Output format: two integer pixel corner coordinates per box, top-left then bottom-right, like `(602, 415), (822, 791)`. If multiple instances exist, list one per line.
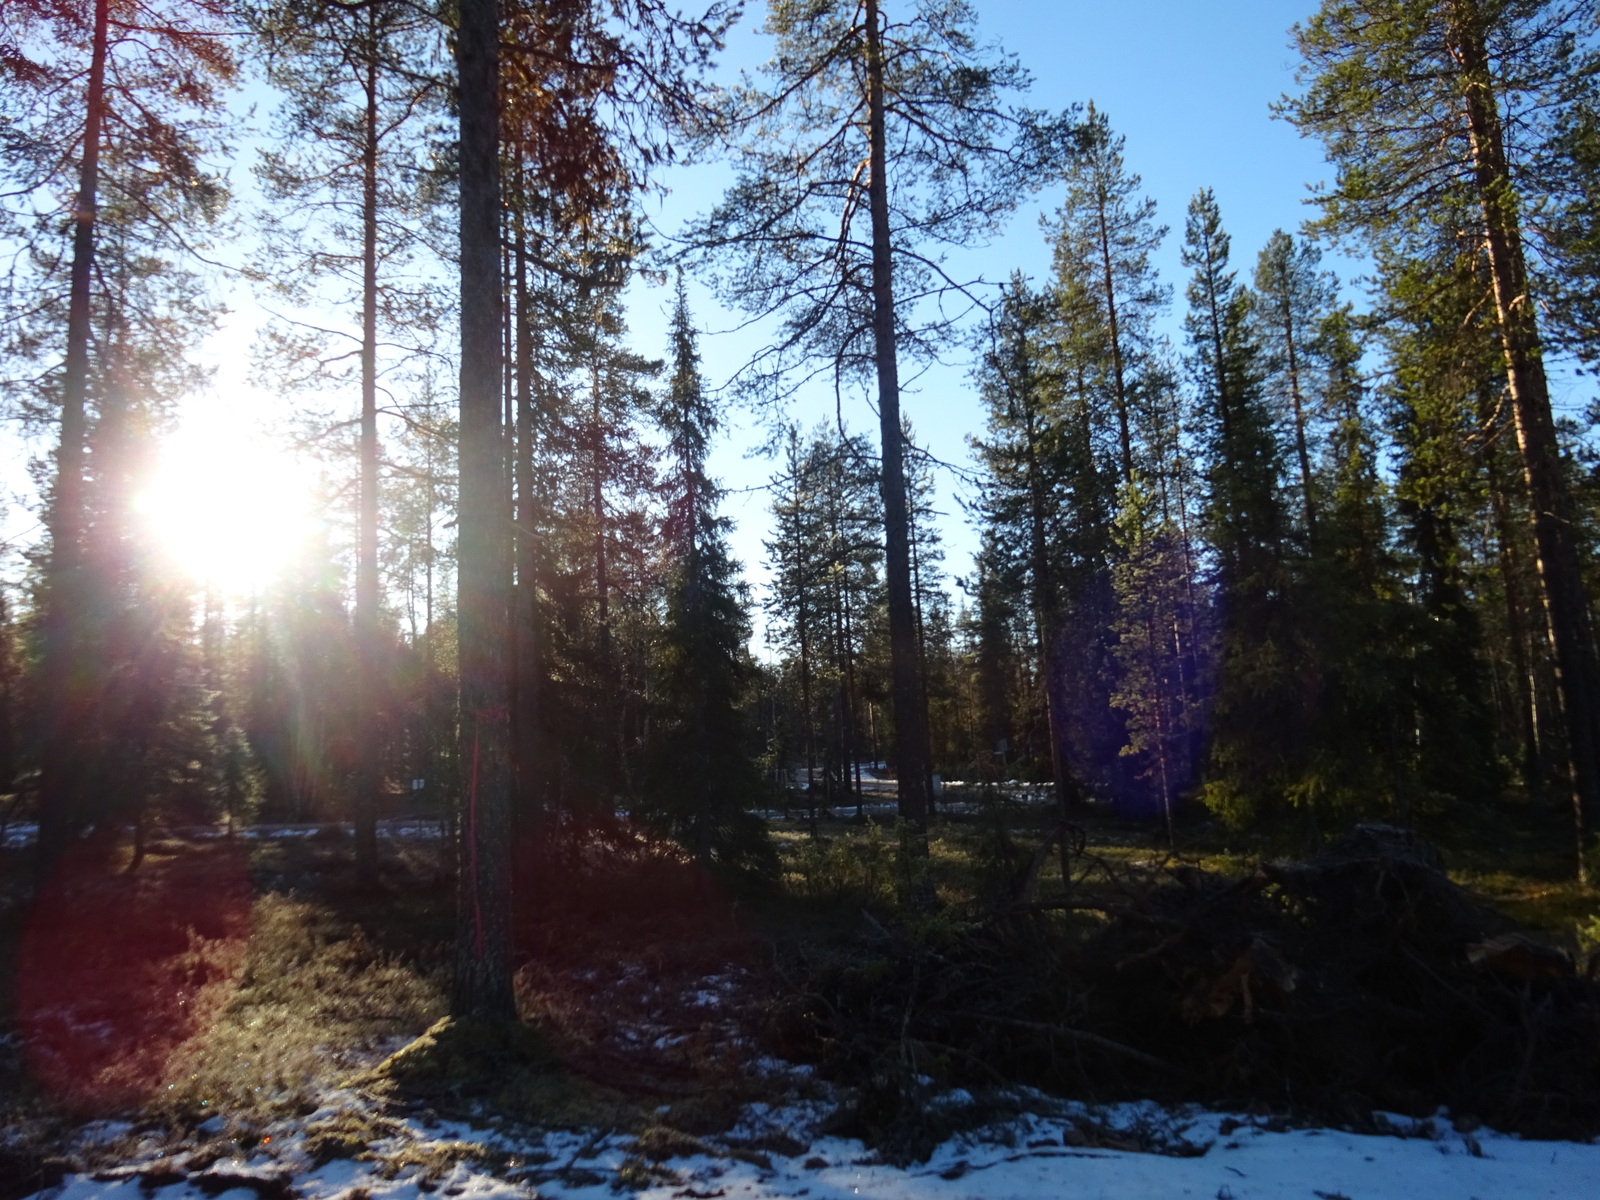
(950, 1012), (1192, 1078)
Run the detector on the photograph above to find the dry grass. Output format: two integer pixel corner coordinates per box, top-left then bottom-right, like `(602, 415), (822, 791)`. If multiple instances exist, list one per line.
(161, 889), (447, 1120)
(1, 799), (1593, 1178)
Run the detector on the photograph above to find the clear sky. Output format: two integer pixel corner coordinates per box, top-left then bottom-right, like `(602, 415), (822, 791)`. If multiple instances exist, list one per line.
(67, 1), (1363, 634)
(620, 0), (1360, 650)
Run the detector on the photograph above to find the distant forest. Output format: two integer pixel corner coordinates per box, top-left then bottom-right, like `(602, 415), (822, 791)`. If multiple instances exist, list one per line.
(3, 0), (1600, 1012)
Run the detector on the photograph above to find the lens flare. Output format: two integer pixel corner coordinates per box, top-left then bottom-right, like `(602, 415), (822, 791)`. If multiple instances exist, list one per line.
(135, 413), (319, 595)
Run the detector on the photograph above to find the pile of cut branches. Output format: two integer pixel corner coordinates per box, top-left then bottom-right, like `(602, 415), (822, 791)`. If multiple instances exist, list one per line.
(770, 824), (1600, 1159)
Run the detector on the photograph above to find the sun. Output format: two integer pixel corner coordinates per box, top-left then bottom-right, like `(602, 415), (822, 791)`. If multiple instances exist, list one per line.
(134, 411), (320, 597)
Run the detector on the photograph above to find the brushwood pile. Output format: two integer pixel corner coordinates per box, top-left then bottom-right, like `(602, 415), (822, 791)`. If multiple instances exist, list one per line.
(772, 825), (1600, 1161)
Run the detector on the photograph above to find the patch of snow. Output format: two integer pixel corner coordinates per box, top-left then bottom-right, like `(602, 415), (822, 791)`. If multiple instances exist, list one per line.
(25, 1083), (1600, 1200)
(71, 1119), (134, 1147)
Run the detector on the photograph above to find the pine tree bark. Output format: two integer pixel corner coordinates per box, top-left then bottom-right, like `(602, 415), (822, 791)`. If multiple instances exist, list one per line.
(452, 0), (516, 1021)
(39, 0), (111, 879)
(512, 190), (541, 819)
(1093, 190), (1134, 486)
(1483, 390), (1545, 798)
(354, 7), (382, 886)
(864, 0), (933, 833)
(1016, 330), (1075, 832)
(1450, 0), (1600, 881)
(591, 361), (611, 664)
(1273, 277), (1318, 541)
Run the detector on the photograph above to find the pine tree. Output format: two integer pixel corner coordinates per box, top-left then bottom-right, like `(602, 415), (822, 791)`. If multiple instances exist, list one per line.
(692, 0), (1071, 833)
(0, 0), (234, 874)
(249, 0), (447, 884)
(1284, 0), (1600, 875)
(1379, 221), (1505, 818)
(452, 0), (515, 1022)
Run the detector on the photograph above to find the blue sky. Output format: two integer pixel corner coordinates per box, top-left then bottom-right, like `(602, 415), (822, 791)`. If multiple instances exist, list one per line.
(620, 0), (1361, 646)
(10, 2), (1366, 626)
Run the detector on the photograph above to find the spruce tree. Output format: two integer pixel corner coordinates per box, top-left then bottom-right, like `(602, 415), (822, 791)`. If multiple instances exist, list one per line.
(1110, 476), (1198, 842)
(764, 425), (883, 811)
(1300, 307), (1416, 818)
(765, 427), (825, 803)
(645, 279), (774, 875)
(972, 278), (1111, 812)
(1045, 102), (1169, 487)
(1379, 219), (1505, 818)
(1252, 230), (1336, 544)
(1182, 189), (1297, 831)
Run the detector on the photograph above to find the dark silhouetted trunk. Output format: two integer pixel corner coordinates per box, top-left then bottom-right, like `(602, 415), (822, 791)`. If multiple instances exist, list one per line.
(452, 0), (516, 1021)
(1093, 190), (1134, 485)
(512, 184), (540, 820)
(1452, 1), (1600, 881)
(865, 0), (932, 835)
(354, 7), (382, 885)
(39, 0), (110, 881)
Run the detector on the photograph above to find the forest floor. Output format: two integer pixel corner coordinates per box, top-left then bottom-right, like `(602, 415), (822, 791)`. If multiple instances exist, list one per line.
(1, 797), (1598, 1198)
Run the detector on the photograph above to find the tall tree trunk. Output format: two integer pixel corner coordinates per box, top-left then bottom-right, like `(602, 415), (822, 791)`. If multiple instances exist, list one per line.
(591, 362), (610, 664)
(1275, 285), (1317, 541)
(1094, 188), (1134, 486)
(1484, 391), (1544, 798)
(452, 0), (516, 1021)
(864, 0), (933, 834)
(829, 490), (863, 809)
(1020, 346), (1076, 841)
(1451, 2), (1600, 881)
(908, 479), (935, 806)
(512, 183), (540, 821)
(39, 0), (111, 880)
(354, 8), (382, 886)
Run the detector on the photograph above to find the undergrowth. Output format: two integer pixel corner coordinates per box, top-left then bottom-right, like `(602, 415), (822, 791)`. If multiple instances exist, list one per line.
(0, 798), (1596, 1176)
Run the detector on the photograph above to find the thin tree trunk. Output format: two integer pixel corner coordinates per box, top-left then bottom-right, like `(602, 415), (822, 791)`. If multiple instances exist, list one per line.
(798, 592), (818, 828)
(354, 9), (382, 886)
(452, 0), (516, 1021)
(908, 470), (936, 810)
(38, 0), (111, 880)
(1094, 186), (1134, 486)
(864, 0), (933, 835)
(829, 484), (863, 810)
(1452, 2), (1600, 881)
(1021, 355), (1075, 842)
(424, 400), (447, 847)
(1484, 394), (1544, 797)
(591, 361), (611, 664)
(1276, 290), (1318, 541)
(512, 179), (540, 820)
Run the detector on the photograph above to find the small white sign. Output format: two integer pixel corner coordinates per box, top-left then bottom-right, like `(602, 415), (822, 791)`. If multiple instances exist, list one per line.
(411, 778), (425, 791)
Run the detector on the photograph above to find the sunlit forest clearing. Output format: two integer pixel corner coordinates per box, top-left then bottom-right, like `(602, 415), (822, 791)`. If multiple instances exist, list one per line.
(4, 0), (1600, 1197)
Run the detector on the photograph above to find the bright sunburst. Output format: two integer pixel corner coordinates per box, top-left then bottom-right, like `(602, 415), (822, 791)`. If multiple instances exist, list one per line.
(134, 412), (319, 596)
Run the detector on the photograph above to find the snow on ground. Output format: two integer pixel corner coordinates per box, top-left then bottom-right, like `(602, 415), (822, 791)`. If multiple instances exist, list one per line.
(25, 1093), (1600, 1200)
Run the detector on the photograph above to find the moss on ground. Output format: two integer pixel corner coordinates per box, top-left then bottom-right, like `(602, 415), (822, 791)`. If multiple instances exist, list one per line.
(362, 1016), (627, 1131)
